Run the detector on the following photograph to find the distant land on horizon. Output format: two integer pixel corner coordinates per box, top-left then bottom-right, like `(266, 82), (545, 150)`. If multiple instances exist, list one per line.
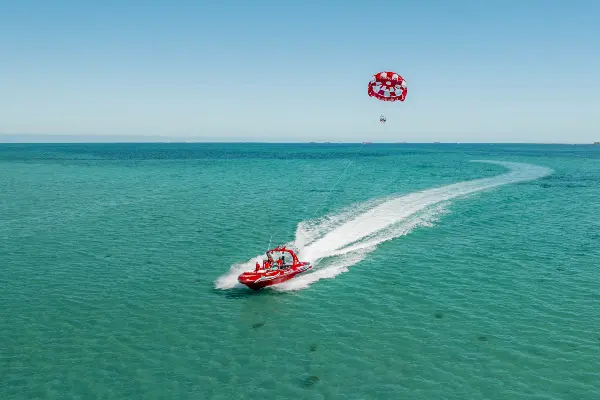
(0, 133), (598, 145)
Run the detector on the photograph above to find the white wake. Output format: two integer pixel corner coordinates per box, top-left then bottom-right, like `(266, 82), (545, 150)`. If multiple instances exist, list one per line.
(214, 160), (552, 291)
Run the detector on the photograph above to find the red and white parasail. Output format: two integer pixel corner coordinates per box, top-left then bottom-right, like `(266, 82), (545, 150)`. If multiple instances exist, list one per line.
(367, 71), (407, 102)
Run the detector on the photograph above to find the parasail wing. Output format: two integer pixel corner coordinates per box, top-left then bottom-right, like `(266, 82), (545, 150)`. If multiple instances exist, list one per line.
(368, 71), (407, 102)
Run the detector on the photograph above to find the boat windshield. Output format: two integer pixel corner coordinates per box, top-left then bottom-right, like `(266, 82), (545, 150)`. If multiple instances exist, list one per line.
(267, 251), (292, 265)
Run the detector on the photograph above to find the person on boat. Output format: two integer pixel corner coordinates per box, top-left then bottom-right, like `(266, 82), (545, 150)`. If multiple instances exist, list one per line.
(255, 262), (261, 272)
(277, 257), (283, 267)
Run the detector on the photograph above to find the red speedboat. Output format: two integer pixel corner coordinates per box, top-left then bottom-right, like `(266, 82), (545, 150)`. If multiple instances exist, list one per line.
(238, 246), (312, 290)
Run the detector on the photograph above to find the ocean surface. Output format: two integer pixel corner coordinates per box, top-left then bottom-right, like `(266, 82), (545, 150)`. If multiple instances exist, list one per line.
(1, 142), (599, 399)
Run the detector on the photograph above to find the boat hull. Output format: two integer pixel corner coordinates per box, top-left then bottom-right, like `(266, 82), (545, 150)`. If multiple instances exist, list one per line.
(238, 264), (312, 290)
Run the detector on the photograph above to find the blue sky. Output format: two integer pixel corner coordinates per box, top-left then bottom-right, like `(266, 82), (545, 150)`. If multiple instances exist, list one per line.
(1, 0), (598, 143)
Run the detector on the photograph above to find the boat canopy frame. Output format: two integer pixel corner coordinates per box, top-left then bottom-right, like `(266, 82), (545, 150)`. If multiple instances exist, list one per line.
(266, 246), (300, 265)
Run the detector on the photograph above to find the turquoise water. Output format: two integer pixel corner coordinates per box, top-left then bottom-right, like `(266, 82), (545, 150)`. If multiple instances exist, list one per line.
(1, 143), (599, 399)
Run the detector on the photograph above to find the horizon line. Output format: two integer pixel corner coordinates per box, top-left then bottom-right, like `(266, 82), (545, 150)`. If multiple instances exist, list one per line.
(1, 141), (598, 146)
(1, 134), (598, 146)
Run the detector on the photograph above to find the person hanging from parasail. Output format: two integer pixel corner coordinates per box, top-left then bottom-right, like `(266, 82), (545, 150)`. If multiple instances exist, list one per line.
(368, 71), (407, 123)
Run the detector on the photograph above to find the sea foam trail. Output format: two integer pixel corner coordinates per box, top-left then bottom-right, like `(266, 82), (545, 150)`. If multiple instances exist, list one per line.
(214, 161), (552, 291)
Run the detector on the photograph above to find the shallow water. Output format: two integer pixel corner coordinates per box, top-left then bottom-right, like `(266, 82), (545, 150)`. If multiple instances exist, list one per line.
(1, 143), (599, 399)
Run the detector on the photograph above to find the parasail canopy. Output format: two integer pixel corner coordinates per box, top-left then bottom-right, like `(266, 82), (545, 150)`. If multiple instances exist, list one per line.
(368, 71), (407, 102)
